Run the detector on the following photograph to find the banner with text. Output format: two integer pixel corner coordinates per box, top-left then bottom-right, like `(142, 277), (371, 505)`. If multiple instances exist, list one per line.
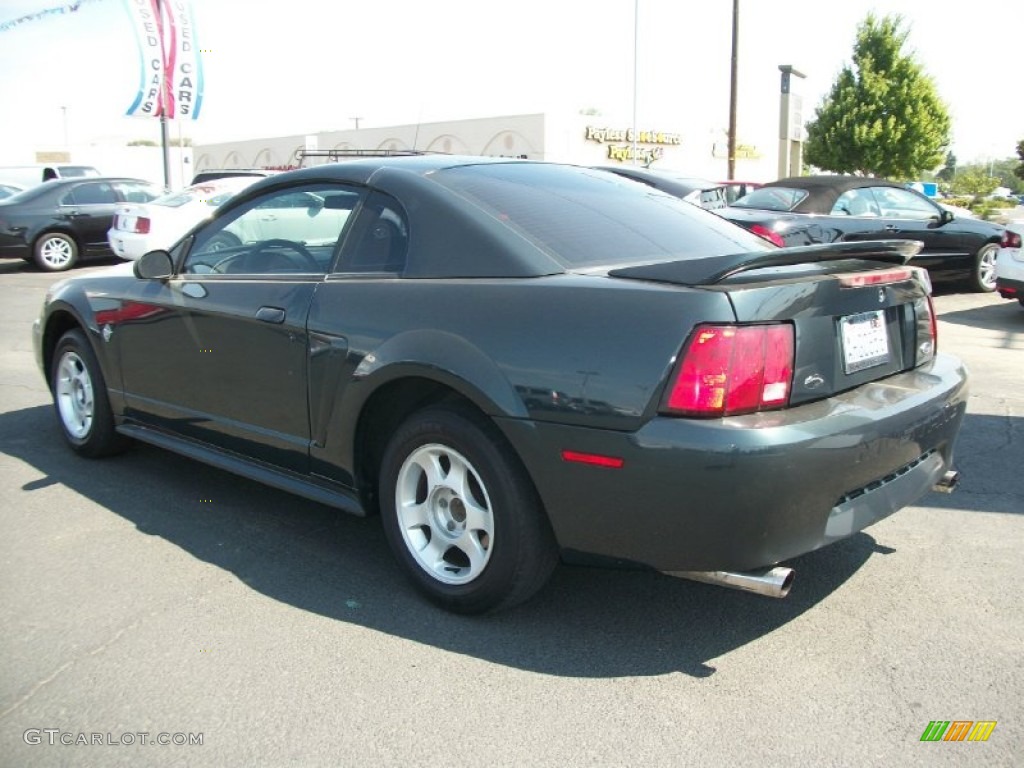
(124, 0), (203, 120)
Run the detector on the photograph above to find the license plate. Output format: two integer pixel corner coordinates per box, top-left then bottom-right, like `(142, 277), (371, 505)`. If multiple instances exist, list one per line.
(840, 310), (889, 373)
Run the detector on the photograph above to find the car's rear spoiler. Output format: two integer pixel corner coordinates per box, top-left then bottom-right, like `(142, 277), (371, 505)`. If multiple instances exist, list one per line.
(608, 240), (922, 286)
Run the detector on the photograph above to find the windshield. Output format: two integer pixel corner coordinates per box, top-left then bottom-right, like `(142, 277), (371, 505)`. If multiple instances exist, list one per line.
(731, 186), (808, 212)
(0, 185), (53, 205)
(433, 164), (772, 268)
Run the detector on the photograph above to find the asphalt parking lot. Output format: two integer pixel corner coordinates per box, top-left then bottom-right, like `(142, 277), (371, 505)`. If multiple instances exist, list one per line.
(1, 257), (1021, 767)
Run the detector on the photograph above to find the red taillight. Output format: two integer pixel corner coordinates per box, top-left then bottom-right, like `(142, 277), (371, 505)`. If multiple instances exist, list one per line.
(749, 223), (786, 248)
(837, 267), (914, 287)
(134, 217), (151, 234)
(914, 295), (937, 366)
(663, 324), (794, 417)
(1001, 230), (1021, 249)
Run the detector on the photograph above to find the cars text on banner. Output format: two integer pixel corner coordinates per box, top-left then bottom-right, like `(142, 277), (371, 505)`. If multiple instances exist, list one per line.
(124, 0), (203, 120)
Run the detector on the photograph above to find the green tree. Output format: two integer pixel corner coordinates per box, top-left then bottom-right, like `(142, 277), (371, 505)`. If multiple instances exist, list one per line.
(1015, 139), (1024, 182)
(804, 14), (950, 179)
(950, 168), (999, 198)
(936, 151), (956, 182)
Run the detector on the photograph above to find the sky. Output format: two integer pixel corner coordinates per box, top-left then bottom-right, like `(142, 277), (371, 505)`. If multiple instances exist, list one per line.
(0, 0), (1020, 167)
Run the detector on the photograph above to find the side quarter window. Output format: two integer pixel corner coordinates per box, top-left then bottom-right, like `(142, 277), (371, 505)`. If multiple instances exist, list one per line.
(182, 183), (361, 276)
(336, 191), (409, 274)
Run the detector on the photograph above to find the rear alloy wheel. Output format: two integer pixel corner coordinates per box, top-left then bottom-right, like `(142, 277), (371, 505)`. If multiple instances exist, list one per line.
(35, 232), (78, 272)
(971, 243), (998, 293)
(51, 329), (129, 457)
(379, 405), (558, 614)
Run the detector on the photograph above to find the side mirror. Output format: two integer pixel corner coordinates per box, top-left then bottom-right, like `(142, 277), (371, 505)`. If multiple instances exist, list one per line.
(938, 208), (954, 224)
(134, 250), (174, 279)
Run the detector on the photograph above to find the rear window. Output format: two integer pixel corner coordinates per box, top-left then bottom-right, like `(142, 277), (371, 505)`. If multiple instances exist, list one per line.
(57, 166), (100, 178)
(432, 164), (771, 268)
(731, 186), (808, 211)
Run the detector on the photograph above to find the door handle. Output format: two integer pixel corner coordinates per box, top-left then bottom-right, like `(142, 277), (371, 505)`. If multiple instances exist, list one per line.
(884, 224), (899, 232)
(255, 306), (286, 324)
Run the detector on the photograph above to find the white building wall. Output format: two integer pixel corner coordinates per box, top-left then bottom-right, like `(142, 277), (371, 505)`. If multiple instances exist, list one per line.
(193, 112), (777, 183)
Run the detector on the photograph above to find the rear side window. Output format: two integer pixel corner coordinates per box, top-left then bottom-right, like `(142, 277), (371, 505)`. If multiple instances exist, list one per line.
(62, 182), (117, 205)
(731, 186), (808, 212)
(432, 164), (771, 268)
(336, 191), (409, 273)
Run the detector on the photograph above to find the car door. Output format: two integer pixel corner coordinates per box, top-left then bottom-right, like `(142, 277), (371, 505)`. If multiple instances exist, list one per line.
(115, 182), (361, 473)
(862, 186), (969, 269)
(57, 181), (119, 248)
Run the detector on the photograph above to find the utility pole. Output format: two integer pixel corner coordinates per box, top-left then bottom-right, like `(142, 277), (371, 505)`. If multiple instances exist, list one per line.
(727, 0), (739, 180)
(350, 117), (362, 130)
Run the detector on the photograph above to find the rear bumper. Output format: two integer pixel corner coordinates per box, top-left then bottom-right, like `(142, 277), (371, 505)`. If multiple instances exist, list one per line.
(498, 352), (968, 572)
(996, 276), (1024, 300)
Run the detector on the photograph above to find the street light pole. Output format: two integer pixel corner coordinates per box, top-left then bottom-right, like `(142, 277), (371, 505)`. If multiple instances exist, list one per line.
(727, 0), (739, 180)
(631, 0), (639, 165)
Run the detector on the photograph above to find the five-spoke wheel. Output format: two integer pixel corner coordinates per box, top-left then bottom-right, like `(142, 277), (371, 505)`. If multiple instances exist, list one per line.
(379, 405), (557, 614)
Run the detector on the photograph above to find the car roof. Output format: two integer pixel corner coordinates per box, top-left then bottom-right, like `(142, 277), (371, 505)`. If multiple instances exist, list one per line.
(768, 175), (907, 193)
(761, 175), (916, 213)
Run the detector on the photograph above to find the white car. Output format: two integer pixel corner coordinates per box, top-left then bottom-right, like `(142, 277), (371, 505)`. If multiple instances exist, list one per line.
(995, 220), (1024, 308)
(108, 176), (259, 260)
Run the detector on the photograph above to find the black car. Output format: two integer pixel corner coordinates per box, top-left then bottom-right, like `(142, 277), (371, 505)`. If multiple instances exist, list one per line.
(594, 165), (729, 210)
(721, 175), (1005, 292)
(0, 177), (162, 271)
(33, 158), (967, 613)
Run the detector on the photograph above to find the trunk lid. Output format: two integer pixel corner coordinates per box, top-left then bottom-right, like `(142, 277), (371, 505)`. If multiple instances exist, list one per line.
(609, 241), (932, 404)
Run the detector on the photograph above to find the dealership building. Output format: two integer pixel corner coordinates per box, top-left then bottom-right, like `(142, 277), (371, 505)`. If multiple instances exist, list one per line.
(193, 112), (773, 181)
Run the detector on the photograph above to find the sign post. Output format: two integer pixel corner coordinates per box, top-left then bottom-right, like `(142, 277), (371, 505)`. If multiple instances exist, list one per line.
(778, 64), (805, 179)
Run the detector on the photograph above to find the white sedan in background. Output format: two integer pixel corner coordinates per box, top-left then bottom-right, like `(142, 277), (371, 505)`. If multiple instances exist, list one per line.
(108, 176), (259, 260)
(995, 220), (1024, 308)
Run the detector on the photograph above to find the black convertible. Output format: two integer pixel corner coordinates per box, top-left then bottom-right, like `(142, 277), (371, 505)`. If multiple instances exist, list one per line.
(721, 175), (1004, 292)
(33, 158), (968, 613)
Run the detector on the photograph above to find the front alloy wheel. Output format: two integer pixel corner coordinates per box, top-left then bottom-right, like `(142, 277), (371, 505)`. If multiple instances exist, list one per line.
(50, 329), (129, 457)
(380, 405), (558, 613)
(55, 350), (94, 440)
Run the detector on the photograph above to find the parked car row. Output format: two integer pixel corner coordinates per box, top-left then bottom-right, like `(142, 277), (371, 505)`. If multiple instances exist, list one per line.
(0, 178), (163, 271)
(34, 156), (968, 613)
(2, 164), (1010, 299)
(720, 176), (1005, 292)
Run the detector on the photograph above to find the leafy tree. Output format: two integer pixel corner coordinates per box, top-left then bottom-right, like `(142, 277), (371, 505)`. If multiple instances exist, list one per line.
(936, 151), (956, 182)
(950, 168), (999, 198)
(804, 14), (950, 179)
(1016, 139), (1024, 182)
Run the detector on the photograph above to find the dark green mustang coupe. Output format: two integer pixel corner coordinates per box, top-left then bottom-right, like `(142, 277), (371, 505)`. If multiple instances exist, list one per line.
(33, 157), (968, 613)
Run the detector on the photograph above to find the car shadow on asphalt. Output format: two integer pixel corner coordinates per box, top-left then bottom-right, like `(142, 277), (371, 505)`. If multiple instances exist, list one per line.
(936, 300), (1024, 339)
(2, 404), (908, 679)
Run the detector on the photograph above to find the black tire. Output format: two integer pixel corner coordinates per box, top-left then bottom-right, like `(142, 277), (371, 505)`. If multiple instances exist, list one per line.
(34, 232), (79, 272)
(379, 404), (558, 614)
(970, 242), (998, 293)
(50, 329), (130, 457)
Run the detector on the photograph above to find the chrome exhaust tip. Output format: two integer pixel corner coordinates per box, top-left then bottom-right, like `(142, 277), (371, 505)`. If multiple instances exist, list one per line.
(932, 470), (960, 494)
(667, 566), (795, 599)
